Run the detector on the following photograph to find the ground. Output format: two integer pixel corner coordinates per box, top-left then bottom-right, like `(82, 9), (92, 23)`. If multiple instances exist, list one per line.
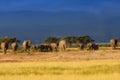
(0, 50), (120, 62)
(0, 50), (120, 80)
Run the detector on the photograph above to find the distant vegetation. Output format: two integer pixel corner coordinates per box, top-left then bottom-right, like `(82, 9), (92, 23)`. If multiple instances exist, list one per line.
(0, 36), (20, 43)
(0, 35), (120, 53)
(0, 35), (92, 44)
(44, 35), (94, 47)
(44, 35), (93, 43)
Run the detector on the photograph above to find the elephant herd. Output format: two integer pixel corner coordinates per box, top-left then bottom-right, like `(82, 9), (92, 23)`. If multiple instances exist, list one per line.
(78, 42), (99, 50)
(31, 40), (67, 52)
(79, 38), (119, 50)
(0, 39), (67, 54)
(0, 41), (18, 54)
(0, 38), (118, 54)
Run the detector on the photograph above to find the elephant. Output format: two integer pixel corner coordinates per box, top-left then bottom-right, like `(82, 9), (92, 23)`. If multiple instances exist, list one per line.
(79, 43), (84, 50)
(1, 41), (9, 54)
(31, 43), (56, 52)
(11, 41), (18, 53)
(40, 44), (52, 52)
(58, 39), (67, 52)
(110, 39), (118, 49)
(22, 40), (31, 52)
(50, 43), (58, 52)
(87, 42), (99, 50)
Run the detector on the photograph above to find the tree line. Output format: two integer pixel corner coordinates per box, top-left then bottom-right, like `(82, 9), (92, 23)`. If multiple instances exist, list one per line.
(44, 35), (94, 46)
(0, 35), (93, 46)
(0, 36), (19, 43)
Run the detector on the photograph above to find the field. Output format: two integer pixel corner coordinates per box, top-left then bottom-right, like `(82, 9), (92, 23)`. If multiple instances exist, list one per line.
(0, 49), (120, 80)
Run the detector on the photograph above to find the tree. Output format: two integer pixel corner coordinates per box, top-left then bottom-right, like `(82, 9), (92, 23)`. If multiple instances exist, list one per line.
(64, 36), (78, 46)
(0, 36), (20, 43)
(43, 35), (94, 47)
(78, 35), (93, 44)
(44, 36), (60, 43)
(63, 35), (93, 47)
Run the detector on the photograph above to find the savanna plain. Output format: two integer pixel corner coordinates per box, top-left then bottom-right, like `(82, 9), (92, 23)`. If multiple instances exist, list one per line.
(0, 48), (120, 80)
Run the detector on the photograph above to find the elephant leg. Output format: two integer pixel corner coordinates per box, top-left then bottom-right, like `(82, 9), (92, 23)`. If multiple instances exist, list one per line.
(63, 45), (66, 51)
(59, 47), (62, 52)
(13, 48), (17, 54)
(3, 48), (6, 54)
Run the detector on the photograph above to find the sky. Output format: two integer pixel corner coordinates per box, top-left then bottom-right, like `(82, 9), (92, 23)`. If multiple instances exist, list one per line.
(0, 0), (119, 12)
(0, 0), (120, 43)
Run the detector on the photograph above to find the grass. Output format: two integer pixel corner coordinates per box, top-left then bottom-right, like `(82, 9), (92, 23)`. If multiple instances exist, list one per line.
(0, 74), (119, 80)
(67, 46), (120, 51)
(0, 60), (120, 80)
(1, 63), (120, 75)
(66, 47), (111, 51)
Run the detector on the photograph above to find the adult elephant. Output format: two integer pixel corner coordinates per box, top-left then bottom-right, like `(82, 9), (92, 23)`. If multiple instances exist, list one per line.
(50, 43), (58, 52)
(58, 39), (67, 52)
(22, 40), (31, 52)
(40, 44), (52, 52)
(110, 39), (118, 49)
(11, 41), (18, 53)
(1, 41), (9, 54)
(79, 43), (84, 50)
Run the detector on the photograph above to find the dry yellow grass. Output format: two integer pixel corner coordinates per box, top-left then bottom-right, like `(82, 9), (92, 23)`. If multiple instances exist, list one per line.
(0, 50), (120, 62)
(0, 60), (120, 80)
(0, 74), (119, 80)
(0, 50), (120, 80)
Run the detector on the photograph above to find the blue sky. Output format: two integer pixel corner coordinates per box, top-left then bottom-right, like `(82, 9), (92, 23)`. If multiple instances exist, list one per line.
(0, 0), (119, 12)
(0, 0), (120, 42)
